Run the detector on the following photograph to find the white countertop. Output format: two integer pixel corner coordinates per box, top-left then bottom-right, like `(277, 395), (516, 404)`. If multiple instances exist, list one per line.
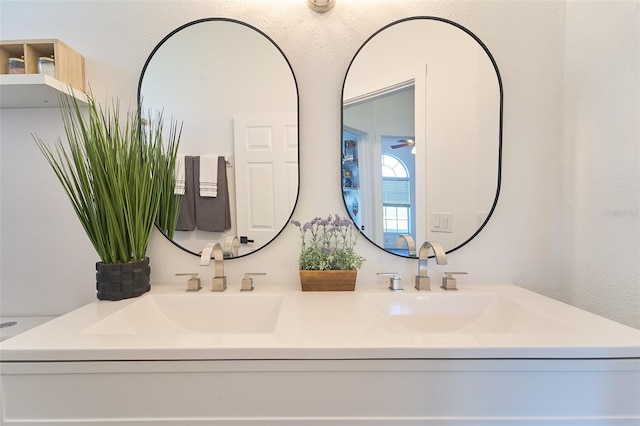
(0, 316), (56, 342)
(1, 282), (638, 362)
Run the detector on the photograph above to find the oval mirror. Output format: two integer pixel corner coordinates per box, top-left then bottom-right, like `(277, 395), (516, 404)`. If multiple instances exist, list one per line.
(341, 17), (502, 257)
(139, 18), (299, 258)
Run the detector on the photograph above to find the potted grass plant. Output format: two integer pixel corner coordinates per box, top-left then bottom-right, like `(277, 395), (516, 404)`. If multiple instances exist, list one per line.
(290, 213), (365, 291)
(34, 93), (181, 301)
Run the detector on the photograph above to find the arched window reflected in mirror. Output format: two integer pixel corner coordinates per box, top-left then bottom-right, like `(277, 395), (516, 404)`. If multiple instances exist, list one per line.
(381, 153), (413, 252)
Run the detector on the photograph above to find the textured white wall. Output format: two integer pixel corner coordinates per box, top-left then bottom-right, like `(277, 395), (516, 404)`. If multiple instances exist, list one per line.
(0, 0), (637, 328)
(561, 1), (639, 328)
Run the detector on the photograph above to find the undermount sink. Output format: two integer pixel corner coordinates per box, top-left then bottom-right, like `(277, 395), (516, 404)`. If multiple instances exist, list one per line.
(82, 293), (283, 335)
(362, 293), (575, 333)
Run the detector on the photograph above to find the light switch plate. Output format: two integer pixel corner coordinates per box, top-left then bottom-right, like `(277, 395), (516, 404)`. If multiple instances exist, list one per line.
(431, 212), (453, 233)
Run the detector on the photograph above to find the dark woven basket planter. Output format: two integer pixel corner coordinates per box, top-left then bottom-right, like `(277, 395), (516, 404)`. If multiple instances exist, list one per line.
(96, 257), (151, 301)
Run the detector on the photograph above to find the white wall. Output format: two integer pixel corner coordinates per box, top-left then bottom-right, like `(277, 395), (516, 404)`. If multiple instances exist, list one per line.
(0, 0), (637, 329)
(561, 1), (639, 329)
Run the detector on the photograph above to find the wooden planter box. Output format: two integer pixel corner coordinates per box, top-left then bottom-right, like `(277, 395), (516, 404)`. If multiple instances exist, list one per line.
(299, 270), (357, 291)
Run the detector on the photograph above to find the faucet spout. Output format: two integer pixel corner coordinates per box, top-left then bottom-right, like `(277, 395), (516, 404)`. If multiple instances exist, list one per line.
(417, 241), (447, 276)
(200, 243), (213, 266)
(415, 241), (447, 291)
(395, 234), (416, 257)
(200, 242), (227, 291)
(212, 244), (224, 278)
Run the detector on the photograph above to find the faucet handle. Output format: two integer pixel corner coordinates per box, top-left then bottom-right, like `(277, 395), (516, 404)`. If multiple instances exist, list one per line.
(441, 272), (467, 291)
(241, 273), (266, 292)
(176, 273), (201, 292)
(377, 273), (403, 291)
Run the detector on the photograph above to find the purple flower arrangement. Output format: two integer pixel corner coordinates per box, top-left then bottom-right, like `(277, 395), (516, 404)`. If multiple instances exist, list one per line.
(290, 214), (365, 271)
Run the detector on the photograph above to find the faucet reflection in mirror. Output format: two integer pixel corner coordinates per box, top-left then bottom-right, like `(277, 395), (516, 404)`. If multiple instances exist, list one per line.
(395, 234), (416, 256)
(222, 235), (240, 258)
(291, 214), (365, 291)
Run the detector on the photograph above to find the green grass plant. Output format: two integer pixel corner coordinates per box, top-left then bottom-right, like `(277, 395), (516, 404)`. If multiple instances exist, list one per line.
(34, 93), (181, 264)
(154, 120), (182, 239)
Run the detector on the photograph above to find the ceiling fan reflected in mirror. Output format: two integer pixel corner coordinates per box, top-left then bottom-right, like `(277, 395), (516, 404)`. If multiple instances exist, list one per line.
(391, 139), (415, 149)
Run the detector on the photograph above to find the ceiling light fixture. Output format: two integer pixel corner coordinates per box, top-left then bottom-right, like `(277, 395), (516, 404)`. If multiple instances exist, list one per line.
(307, 0), (335, 13)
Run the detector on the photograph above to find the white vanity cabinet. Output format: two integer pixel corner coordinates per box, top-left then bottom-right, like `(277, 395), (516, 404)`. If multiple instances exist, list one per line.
(1, 283), (639, 425)
(2, 357), (639, 425)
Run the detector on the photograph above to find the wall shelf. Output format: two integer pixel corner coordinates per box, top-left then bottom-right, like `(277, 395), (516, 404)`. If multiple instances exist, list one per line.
(0, 39), (86, 108)
(0, 73), (87, 108)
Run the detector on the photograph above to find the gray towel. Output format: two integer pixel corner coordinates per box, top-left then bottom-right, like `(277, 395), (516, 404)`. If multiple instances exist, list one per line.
(194, 156), (231, 232)
(175, 156), (196, 231)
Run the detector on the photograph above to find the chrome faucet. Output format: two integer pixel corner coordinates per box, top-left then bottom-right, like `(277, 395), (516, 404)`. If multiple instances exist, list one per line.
(200, 242), (227, 291)
(415, 241), (447, 291)
(395, 234), (417, 257)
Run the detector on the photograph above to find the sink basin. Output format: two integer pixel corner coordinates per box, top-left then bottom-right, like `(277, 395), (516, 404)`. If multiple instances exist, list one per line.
(362, 293), (575, 333)
(82, 293), (283, 335)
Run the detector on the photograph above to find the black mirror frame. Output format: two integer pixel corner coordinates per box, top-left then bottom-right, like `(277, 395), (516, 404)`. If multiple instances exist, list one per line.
(138, 17), (300, 259)
(340, 16), (503, 258)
